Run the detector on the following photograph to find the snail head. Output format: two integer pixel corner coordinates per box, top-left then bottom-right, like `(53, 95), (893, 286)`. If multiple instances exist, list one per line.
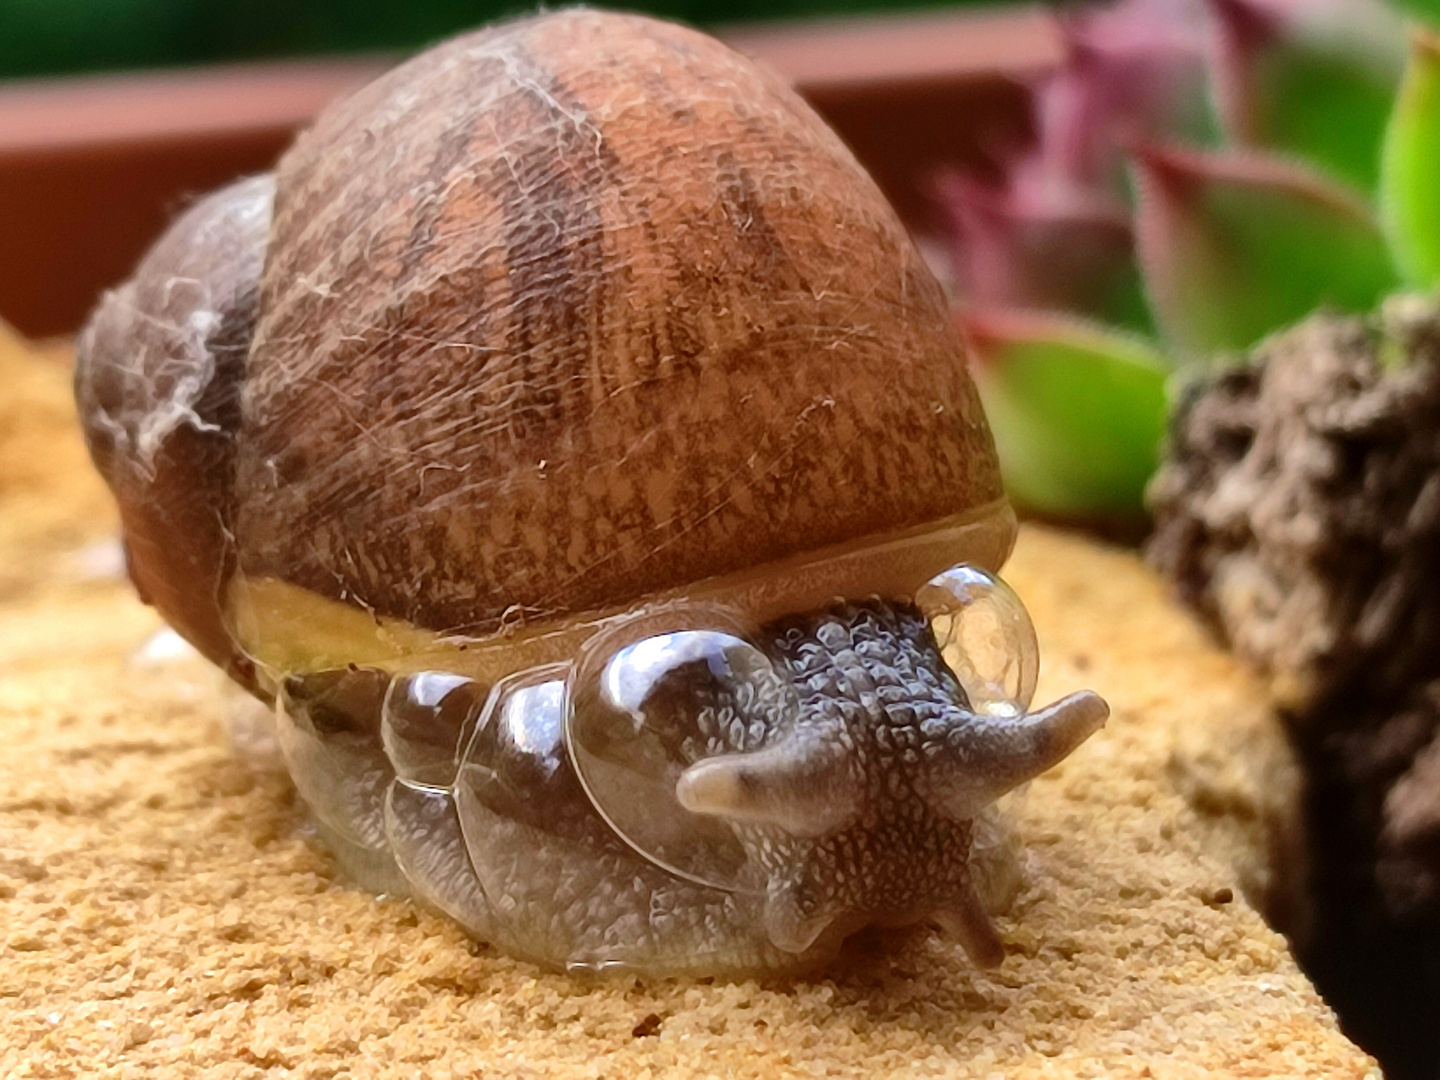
(574, 596), (1108, 968)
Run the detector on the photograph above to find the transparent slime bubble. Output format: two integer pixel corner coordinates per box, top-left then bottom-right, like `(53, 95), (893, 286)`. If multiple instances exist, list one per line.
(916, 564), (1038, 717)
(382, 671), (487, 788)
(454, 669), (575, 849)
(565, 629), (797, 892)
(275, 667), (392, 850)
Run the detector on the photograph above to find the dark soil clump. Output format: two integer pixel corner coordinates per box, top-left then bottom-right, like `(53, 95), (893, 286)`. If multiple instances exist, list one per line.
(1147, 297), (1440, 1080)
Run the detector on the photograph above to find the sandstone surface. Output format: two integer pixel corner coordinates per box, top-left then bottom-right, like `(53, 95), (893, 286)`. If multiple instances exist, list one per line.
(0, 333), (1372, 1078)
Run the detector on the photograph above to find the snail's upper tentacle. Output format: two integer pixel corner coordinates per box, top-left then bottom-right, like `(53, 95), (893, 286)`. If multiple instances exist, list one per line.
(918, 690), (1111, 821)
(676, 689), (1110, 837)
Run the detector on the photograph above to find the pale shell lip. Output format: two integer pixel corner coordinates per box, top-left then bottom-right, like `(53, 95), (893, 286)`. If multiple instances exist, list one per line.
(229, 497), (1016, 690)
(673, 496), (1015, 625)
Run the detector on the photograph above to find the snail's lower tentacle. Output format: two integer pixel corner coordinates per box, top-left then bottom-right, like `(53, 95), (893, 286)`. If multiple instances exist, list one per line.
(922, 690), (1110, 820)
(932, 880), (1006, 969)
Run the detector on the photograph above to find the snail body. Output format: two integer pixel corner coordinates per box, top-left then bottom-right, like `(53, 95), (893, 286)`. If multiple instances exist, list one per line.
(76, 10), (1106, 976)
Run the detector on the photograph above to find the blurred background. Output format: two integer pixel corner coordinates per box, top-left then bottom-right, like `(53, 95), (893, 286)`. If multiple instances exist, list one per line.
(2, 0), (987, 78)
(0, 0), (1048, 339)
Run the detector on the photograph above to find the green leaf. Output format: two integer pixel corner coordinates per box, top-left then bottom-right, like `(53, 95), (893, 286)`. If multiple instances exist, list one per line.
(1388, 0), (1440, 24)
(1382, 30), (1440, 288)
(1210, 0), (1406, 193)
(963, 310), (1170, 519)
(1134, 145), (1399, 359)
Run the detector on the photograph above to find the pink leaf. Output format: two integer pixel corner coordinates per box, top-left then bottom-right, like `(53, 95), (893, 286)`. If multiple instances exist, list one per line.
(1133, 143), (1397, 357)
(1032, 0), (1216, 197)
(933, 168), (1144, 326)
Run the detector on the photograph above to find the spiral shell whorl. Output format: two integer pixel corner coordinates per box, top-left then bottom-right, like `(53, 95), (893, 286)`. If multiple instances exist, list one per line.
(238, 10), (1001, 637)
(75, 174), (273, 687)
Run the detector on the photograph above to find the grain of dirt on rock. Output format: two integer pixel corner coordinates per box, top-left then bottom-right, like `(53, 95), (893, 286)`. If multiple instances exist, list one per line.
(0, 329), (1375, 1078)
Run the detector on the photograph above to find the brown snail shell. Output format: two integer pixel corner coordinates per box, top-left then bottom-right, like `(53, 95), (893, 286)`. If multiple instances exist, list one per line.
(80, 11), (1007, 676)
(234, 9), (1004, 655)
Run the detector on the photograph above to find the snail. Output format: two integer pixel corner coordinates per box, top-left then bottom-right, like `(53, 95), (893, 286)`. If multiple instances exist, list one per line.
(74, 9), (1108, 977)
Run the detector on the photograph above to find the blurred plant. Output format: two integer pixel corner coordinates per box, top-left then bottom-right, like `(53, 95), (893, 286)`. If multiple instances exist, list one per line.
(937, 0), (1440, 521)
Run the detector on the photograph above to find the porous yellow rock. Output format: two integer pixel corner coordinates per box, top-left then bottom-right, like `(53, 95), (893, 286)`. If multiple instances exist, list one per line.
(0, 334), (1373, 1078)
